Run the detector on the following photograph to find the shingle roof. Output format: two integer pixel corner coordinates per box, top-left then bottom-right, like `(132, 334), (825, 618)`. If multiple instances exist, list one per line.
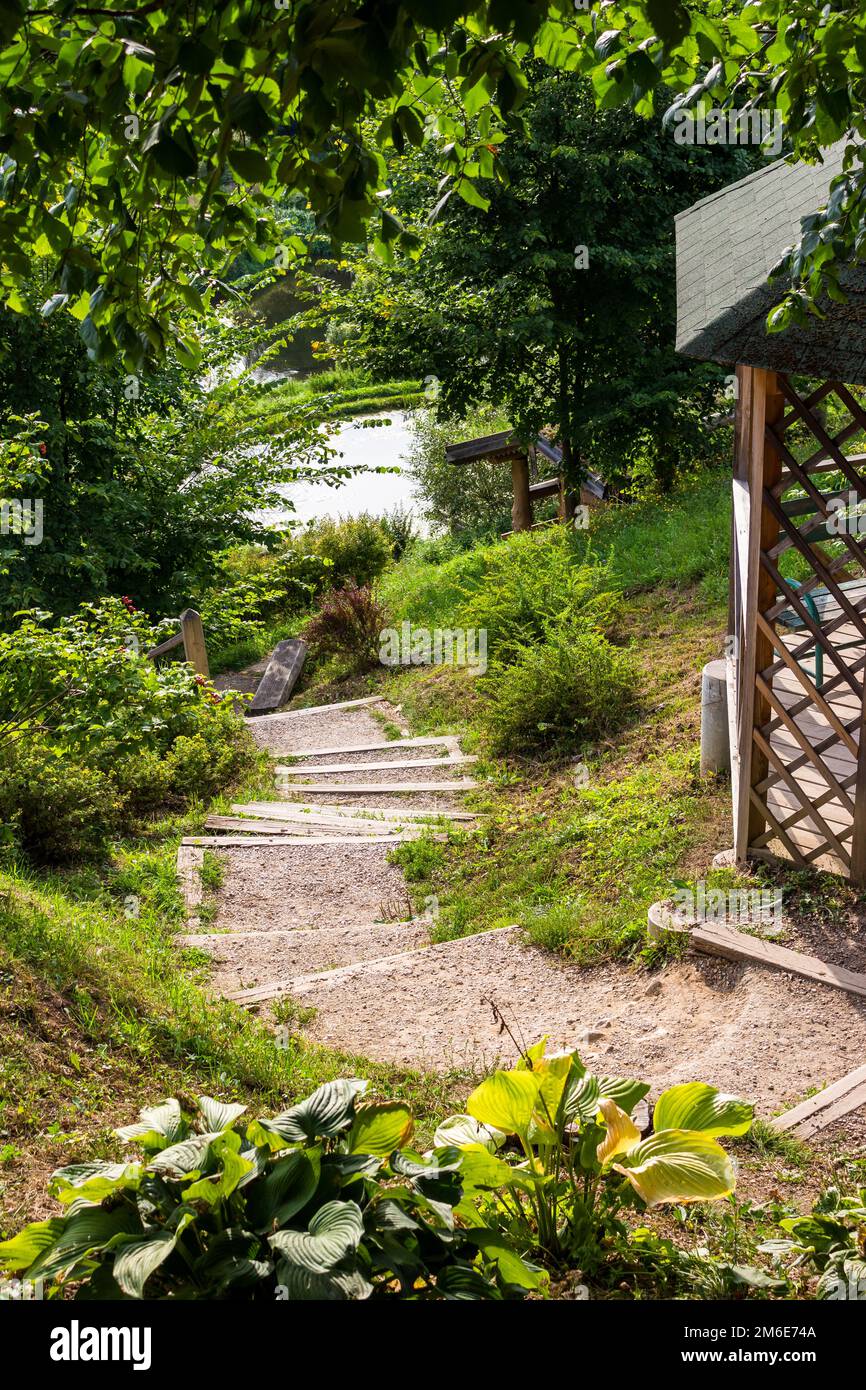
(676, 143), (866, 385)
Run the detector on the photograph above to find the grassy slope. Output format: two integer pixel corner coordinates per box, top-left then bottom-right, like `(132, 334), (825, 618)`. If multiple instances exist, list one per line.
(242, 366), (425, 422)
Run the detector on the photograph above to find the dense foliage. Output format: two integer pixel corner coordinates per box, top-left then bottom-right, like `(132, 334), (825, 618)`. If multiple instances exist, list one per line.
(0, 287), (358, 623)
(0, 1044), (751, 1299)
(0, 599), (258, 861)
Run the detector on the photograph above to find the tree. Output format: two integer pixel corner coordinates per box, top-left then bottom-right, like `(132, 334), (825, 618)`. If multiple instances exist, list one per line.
(314, 67), (754, 494)
(0, 282), (352, 623)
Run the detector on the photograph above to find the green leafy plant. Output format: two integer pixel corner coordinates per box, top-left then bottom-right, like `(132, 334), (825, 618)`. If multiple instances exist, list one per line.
(0, 1082), (543, 1301)
(774, 1187), (866, 1300)
(302, 584), (390, 673)
(440, 1036), (753, 1268)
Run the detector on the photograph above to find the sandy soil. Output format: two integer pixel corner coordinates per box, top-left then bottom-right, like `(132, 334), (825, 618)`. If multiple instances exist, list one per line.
(213, 841), (410, 931)
(247, 700), (408, 754)
(282, 929), (866, 1128)
(181, 921), (429, 993)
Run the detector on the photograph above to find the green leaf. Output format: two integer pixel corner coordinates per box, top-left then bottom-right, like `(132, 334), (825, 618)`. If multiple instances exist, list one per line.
(614, 1131), (736, 1206)
(50, 1161), (142, 1206)
(228, 148), (271, 184)
(433, 1114), (505, 1151)
(246, 1149), (321, 1231)
(263, 1079), (368, 1144)
(0, 1219), (65, 1273)
(348, 1101), (414, 1156)
(269, 1200), (363, 1274)
(113, 1230), (178, 1298)
(653, 1083), (753, 1138)
(197, 1096), (247, 1133)
(116, 1098), (186, 1150)
(456, 177), (489, 211)
(467, 1069), (542, 1134)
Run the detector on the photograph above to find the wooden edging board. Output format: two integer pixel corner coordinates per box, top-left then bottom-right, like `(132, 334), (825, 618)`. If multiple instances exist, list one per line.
(246, 639), (307, 717)
(770, 1063), (866, 1138)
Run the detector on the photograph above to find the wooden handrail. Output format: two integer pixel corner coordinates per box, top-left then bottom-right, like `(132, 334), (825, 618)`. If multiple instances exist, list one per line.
(147, 608), (209, 678)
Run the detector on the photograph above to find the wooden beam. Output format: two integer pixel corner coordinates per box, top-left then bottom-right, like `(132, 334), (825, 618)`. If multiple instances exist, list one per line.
(510, 455), (533, 532)
(246, 638), (307, 716)
(176, 844), (204, 929)
(274, 736), (459, 759)
(770, 1063), (866, 1138)
(182, 834), (436, 847)
(689, 922), (866, 999)
(179, 608), (209, 678)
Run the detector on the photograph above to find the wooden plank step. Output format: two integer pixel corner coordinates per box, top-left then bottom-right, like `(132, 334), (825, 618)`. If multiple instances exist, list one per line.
(176, 844), (204, 929)
(233, 801), (477, 822)
(228, 925), (520, 1005)
(204, 814), (416, 838)
(690, 922), (866, 999)
(276, 736), (460, 759)
(246, 639), (307, 717)
(181, 834), (439, 848)
(770, 1063), (866, 1138)
(255, 695), (385, 720)
(276, 780), (477, 795)
(274, 755), (476, 776)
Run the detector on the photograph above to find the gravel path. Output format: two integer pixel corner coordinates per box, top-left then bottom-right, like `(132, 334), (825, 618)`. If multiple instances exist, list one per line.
(192, 687), (866, 1138)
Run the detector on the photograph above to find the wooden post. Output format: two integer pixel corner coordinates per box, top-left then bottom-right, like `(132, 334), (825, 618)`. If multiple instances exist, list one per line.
(510, 454), (532, 532)
(180, 608), (210, 678)
(733, 368), (784, 861)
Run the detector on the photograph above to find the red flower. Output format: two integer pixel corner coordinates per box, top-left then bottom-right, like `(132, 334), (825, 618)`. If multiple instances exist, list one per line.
(121, 595), (136, 613)
(38, 442), (47, 456)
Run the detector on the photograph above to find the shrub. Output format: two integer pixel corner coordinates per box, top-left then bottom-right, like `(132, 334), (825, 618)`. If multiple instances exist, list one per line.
(378, 504), (418, 560)
(0, 1045), (750, 1298)
(297, 514), (393, 590)
(0, 1082), (542, 1300)
(302, 584), (390, 673)
(0, 599), (260, 861)
(200, 548), (332, 659)
(480, 625), (636, 754)
(406, 405), (514, 535)
(0, 739), (123, 863)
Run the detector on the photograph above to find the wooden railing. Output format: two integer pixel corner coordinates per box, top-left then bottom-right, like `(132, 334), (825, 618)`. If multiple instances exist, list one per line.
(147, 608), (209, 678)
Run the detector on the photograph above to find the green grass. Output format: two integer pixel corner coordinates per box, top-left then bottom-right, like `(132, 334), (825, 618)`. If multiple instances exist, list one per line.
(243, 368), (425, 422)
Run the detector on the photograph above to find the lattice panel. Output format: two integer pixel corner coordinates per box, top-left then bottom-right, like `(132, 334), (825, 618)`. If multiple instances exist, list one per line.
(742, 374), (866, 878)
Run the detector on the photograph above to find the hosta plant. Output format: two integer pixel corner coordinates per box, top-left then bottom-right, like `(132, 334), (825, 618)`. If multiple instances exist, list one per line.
(439, 1038), (753, 1268)
(770, 1187), (866, 1300)
(0, 1082), (543, 1301)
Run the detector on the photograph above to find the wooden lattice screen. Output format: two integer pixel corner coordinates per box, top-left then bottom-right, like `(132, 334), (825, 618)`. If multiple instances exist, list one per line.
(731, 365), (866, 883)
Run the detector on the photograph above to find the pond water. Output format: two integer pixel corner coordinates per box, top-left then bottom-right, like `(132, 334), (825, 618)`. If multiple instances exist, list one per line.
(261, 409), (426, 531)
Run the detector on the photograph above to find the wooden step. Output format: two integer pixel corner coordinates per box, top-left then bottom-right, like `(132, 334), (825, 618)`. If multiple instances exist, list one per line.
(204, 814), (420, 838)
(182, 833), (439, 848)
(275, 780), (477, 795)
(276, 736), (460, 759)
(228, 925), (519, 1005)
(690, 922), (866, 1000)
(770, 1063), (866, 1138)
(233, 801), (477, 823)
(274, 755), (476, 776)
(246, 638), (307, 717)
(253, 695), (385, 720)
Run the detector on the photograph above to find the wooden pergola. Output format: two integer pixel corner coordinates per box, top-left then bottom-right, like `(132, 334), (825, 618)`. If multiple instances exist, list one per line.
(677, 142), (866, 884)
(444, 431), (607, 534)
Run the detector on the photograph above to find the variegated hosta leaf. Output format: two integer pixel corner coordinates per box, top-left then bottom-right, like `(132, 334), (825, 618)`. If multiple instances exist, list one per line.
(596, 1098), (641, 1166)
(49, 1161), (142, 1206)
(245, 1149), (321, 1232)
(614, 1131), (736, 1207)
(0, 1219), (65, 1273)
(597, 1076), (651, 1116)
(263, 1079), (369, 1144)
(148, 1132), (221, 1177)
(565, 1072), (600, 1125)
(115, 1098), (186, 1149)
(197, 1096), (247, 1133)
(275, 1258), (372, 1301)
(653, 1083), (753, 1138)
(468, 1070), (542, 1134)
(24, 1207), (137, 1281)
(433, 1114), (505, 1152)
(348, 1101), (414, 1156)
(269, 1200), (364, 1274)
(531, 1051), (580, 1132)
(113, 1228), (181, 1298)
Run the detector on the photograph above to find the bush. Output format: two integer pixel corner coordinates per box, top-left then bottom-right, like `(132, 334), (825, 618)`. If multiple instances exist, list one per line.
(481, 625), (637, 754)
(302, 584), (390, 673)
(378, 505), (418, 560)
(0, 599), (260, 861)
(199, 547), (333, 659)
(0, 739), (123, 863)
(296, 514), (393, 590)
(0, 1044), (750, 1299)
(0, 1082), (542, 1300)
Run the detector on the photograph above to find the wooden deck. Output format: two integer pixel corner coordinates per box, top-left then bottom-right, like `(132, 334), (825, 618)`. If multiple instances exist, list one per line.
(762, 623), (864, 873)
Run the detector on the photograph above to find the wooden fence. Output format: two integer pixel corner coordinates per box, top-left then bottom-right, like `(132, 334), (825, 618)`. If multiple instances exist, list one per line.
(147, 608), (209, 678)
